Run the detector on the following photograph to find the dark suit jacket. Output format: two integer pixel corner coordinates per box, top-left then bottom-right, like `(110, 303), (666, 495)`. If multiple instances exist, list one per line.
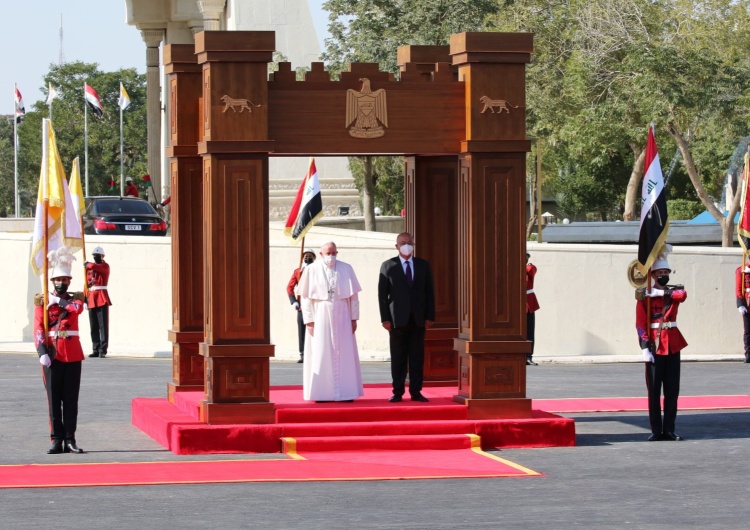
(378, 256), (435, 328)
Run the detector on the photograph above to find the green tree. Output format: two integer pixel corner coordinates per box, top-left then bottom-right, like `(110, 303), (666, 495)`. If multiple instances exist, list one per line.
(8, 61), (147, 216)
(322, 0), (498, 229)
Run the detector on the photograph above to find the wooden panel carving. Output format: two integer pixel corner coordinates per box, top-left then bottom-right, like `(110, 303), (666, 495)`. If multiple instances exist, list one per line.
(171, 343), (204, 386)
(171, 158), (204, 332)
(205, 357), (270, 403)
(203, 156), (269, 344)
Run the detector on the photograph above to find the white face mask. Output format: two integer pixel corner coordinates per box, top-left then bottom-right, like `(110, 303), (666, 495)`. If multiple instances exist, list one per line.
(399, 244), (414, 257)
(323, 255), (337, 268)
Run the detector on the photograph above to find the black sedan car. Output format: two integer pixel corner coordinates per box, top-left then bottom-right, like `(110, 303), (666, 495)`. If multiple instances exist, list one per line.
(83, 196), (168, 236)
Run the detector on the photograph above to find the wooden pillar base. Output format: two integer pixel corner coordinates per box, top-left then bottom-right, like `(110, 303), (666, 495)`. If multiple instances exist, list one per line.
(167, 331), (205, 402)
(422, 328), (459, 385)
(200, 343), (275, 424)
(200, 402), (275, 425)
(454, 339), (530, 400)
(453, 396), (532, 419)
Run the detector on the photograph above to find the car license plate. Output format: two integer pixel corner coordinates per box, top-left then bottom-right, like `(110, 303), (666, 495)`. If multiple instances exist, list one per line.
(125, 225), (142, 231)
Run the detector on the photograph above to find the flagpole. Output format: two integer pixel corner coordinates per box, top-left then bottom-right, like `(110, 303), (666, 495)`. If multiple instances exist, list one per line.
(120, 104), (124, 194)
(84, 87), (89, 197)
(41, 119), (51, 336)
(13, 84), (19, 218)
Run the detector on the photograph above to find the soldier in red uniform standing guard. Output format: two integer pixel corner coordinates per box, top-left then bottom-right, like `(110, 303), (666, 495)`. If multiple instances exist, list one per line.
(34, 247), (86, 454)
(735, 256), (750, 363)
(86, 246), (112, 358)
(287, 249), (316, 363)
(635, 251), (688, 442)
(526, 253), (540, 366)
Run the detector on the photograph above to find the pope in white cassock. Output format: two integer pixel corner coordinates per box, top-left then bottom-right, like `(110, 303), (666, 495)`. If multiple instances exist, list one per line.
(298, 241), (364, 402)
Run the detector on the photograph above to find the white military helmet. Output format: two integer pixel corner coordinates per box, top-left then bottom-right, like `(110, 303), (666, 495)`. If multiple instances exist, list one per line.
(49, 247), (76, 280)
(93, 246), (105, 256)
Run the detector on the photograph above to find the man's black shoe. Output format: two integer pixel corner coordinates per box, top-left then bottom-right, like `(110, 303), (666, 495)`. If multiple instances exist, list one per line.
(647, 433), (662, 442)
(100, 353), (107, 358)
(410, 394), (429, 402)
(297, 355), (303, 364)
(47, 440), (64, 454)
(662, 432), (684, 441)
(388, 395), (402, 403)
(64, 441), (85, 453)
(88, 353), (100, 358)
(526, 359), (538, 366)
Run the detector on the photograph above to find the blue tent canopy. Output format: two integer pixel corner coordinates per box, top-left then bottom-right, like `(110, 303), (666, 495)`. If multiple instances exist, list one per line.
(687, 210), (740, 224)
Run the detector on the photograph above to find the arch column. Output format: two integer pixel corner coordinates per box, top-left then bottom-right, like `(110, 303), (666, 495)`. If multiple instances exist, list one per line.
(141, 28), (164, 202)
(450, 33), (534, 419)
(165, 44), (205, 399)
(196, 31), (276, 424)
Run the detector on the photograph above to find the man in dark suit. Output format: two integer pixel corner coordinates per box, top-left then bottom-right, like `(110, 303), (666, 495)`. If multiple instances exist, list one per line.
(378, 232), (435, 403)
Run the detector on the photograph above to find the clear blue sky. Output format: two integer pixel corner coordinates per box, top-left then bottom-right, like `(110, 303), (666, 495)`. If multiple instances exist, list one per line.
(2, 0), (330, 114)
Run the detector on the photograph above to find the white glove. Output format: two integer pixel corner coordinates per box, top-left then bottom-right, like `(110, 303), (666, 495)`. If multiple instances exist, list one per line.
(642, 349), (655, 363)
(39, 354), (51, 367)
(292, 301), (300, 310)
(646, 289), (665, 298)
(47, 294), (60, 308)
(740, 306), (748, 316)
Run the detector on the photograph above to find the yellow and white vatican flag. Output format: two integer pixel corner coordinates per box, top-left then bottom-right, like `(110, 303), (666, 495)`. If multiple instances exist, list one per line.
(30, 120), (82, 276)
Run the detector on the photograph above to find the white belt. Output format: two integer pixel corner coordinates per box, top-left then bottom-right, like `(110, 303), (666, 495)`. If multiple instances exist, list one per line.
(48, 330), (79, 338)
(89, 286), (108, 291)
(527, 289), (534, 294)
(651, 322), (677, 329)
(745, 288), (750, 292)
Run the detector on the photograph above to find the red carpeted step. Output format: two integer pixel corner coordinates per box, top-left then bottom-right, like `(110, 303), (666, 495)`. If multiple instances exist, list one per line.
(279, 419), (478, 438)
(276, 404), (467, 424)
(283, 433), (478, 453)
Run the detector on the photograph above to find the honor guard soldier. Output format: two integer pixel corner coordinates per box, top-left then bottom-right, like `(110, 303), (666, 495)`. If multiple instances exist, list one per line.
(34, 247), (86, 454)
(635, 251), (688, 442)
(526, 253), (540, 366)
(85, 246), (112, 358)
(735, 257), (750, 363)
(287, 249), (316, 363)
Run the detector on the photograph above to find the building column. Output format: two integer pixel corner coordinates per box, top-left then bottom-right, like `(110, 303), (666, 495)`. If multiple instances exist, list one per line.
(198, 0), (226, 31)
(141, 28), (164, 202)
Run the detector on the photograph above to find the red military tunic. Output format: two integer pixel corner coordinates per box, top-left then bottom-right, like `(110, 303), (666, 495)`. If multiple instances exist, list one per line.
(86, 261), (112, 308)
(287, 267), (303, 304)
(735, 266), (750, 308)
(526, 263), (540, 313)
(636, 288), (688, 355)
(34, 294), (85, 362)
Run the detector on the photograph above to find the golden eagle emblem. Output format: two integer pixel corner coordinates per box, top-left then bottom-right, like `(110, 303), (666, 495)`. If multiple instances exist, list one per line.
(346, 78), (388, 138)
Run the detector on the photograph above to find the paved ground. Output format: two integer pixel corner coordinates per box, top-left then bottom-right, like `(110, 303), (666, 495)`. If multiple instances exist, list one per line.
(1, 353), (750, 529)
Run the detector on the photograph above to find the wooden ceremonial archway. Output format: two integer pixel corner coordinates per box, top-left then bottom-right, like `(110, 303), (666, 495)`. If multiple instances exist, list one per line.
(164, 31), (533, 424)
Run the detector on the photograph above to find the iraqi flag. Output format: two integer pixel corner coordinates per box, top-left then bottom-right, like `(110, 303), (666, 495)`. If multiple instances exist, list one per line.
(637, 124), (669, 273)
(84, 83), (104, 117)
(738, 152), (750, 254)
(14, 85), (25, 123)
(284, 157), (323, 242)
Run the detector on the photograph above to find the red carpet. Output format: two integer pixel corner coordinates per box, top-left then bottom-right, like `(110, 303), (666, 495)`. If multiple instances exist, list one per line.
(0, 435), (541, 489)
(535, 395), (750, 413)
(132, 384), (576, 454)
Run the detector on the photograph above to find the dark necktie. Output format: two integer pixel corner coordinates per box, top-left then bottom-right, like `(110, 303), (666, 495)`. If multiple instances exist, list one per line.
(405, 260), (413, 286)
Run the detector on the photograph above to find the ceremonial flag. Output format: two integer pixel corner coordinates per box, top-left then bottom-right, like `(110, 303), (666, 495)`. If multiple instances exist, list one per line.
(118, 82), (131, 110)
(738, 152), (750, 254)
(637, 124), (669, 273)
(46, 83), (59, 105)
(284, 157), (323, 242)
(14, 85), (25, 123)
(30, 120), (82, 275)
(84, 83), (104, 117)
(68, 157), (86, 222)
